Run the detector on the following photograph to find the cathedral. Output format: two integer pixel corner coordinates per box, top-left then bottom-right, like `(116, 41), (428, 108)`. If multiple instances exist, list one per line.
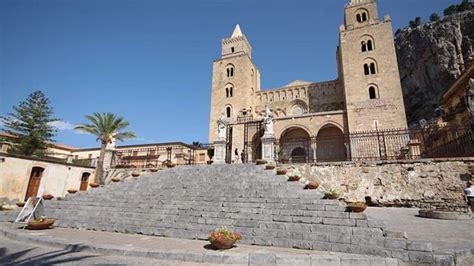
(208, 0), (408, 163)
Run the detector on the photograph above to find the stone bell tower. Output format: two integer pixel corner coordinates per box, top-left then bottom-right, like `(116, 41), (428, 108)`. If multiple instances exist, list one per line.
(339, 0), (407, 132)
(208, 24), (261, 143)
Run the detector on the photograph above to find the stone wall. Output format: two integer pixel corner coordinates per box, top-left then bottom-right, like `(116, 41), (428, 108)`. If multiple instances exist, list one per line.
(286, 159), (472, 208)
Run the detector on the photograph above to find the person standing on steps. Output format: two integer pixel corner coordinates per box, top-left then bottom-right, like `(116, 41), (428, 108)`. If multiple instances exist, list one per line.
(240, 150), (245, 164)
(234, 148), (239, 164)
(464, 181), (474, 212)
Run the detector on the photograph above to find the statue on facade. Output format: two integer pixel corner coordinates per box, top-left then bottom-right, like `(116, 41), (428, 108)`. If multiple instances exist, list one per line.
(468, 78), (474, 112)
(216, 113), (228, 140)
(263, 106), (274, 137)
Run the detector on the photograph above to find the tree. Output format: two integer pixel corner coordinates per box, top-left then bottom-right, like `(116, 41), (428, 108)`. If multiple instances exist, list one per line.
(414, 17), (422, 26)
(75, 112), (135, 184)
(0, 91), (58, 156)
(458, 0), (473, 12)
(444, 5), (458, 16)
(430, 13), (440, 22)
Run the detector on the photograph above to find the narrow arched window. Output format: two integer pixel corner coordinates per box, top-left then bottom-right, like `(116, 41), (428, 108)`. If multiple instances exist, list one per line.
(370, 63), (376, 74)
(369, 86), (378, 99)
(361, 41), (367, 52)
(367, 40), (373, 51)
(230, 68), (234, 76)
(229, 87), (233, 97)
(364, 64), (370, 75)
(226, 66), (234, 77)
(226, 106), (232, 118)
(356, 14), (362, 23)
(226, 68), (230, 77)
(226, 88), (229, 98)
(231, 47), (235, 53)
(362, 13), (367, 22)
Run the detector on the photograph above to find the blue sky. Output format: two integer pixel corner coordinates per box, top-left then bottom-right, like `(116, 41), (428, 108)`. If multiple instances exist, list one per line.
(0, 0), (460, 148)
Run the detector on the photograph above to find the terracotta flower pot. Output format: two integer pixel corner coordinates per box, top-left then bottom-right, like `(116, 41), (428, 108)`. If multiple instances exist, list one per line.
(89, 183), (100, 188)
(304, 182), (319, 190)
(27, 219), (55, 230)
(288, 175), (301, 182)
(166, 162), (176, 168)
(42, 194), (54, 200)
(150, 168), (159, 172)
(209, 238), (237, 250)
(276, 168), (288, 175)
(16, 202), (25, 207)
(67, 189), (77, 194)
(265, 164), (276, 170)
(131, 172), (140, 177)
(111, 178), (120, 182)
(347, 203), (367, 213)
(255, 159), (267, 165)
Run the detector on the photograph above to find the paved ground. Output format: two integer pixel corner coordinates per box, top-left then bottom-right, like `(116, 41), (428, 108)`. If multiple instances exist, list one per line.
(0, 235), (215, 265)
(366, 207), (474, 252)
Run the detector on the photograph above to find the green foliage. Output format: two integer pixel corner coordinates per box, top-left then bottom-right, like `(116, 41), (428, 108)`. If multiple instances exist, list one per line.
(430, 13), (440, 22)
(0, 91), (58, 156)
(75, 112), (136, 145)
(444, 1), (473, 16)
(207, 147), (214, 159)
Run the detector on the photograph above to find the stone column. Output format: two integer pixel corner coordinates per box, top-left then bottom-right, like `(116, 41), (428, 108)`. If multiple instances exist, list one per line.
(213, 140), (226, 164)
(311, 140), (317, 163)
(261, 136), (275, 163)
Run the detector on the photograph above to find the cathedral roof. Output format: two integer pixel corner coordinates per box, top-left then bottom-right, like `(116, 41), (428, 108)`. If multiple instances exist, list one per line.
(231, 24), (243, 38)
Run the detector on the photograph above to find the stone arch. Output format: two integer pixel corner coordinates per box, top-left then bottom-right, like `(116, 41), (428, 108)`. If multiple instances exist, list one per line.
(363, 57), (378, 75)
(368, 83), (379, 99)
(360, 35), (375, 52)
(316, 124), (346, 162)
(224, 83), (234, 98)
(225, 104), (233, 118)
(279, 126), (312, 163)
(356, 8), (369, 23)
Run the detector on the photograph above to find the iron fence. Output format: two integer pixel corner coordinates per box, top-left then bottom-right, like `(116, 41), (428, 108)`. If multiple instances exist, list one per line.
(275, 126), (473, 163)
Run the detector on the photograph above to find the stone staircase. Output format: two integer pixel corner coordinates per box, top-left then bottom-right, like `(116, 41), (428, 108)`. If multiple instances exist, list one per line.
(44, 164), (444, 264)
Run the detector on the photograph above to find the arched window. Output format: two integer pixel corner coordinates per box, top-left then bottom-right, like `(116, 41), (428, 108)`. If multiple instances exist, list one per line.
(226, 106), (232, 118)
(356, 9), (369, 23)
(226, 65), (234, 77)
(225, 86), (233, 98)
(361, 41), (367, 52)
(364, 64), (370, 75)
(362, 12), (367, 22)
(363, 60), (377, 75)
(369, 86), (378, 99)
(370, 63), (376, 74)
(367, 39), (373, 51)
(356, 14), (362, 23)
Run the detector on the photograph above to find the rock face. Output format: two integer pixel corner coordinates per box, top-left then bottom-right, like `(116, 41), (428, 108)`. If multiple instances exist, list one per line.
(289, 159), (471, 209)
(395, 10), (474, 127)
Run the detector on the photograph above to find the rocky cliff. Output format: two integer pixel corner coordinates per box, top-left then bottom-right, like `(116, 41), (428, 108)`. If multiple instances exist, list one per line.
(395, 10), (474, 127)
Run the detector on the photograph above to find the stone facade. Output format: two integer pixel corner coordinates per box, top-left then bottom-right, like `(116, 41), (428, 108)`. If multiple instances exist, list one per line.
(208, 0), (408, 163)
(287, 159), (472, 208)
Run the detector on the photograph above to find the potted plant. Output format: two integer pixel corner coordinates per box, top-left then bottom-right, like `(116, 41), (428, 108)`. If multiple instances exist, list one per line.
(208, 226), (242, 250)
(288, 175), (301, 182)
(131, 171), (140, 177)
(42, 193), (54, 200)
(278, 150), (289, 163)
(150, 168), (159, 172)
(89, 182), (100, 188)
(265, 164), (276, 170)
(67, 189), (77, 194)
(304, 181), (319, 190)
(255, 159), (267, 165)
(111, 177), (121, 182)
(347, 202), (367, 213)
(27, 216), (55, 230)
(276, 168), (288, 175)
(166, 161), (176, 168)
(324, 188), (340, 199)
(16, 202), (25, 207)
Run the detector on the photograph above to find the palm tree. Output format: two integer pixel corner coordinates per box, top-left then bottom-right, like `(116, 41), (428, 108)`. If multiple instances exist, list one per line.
(75, 112), (135, 184)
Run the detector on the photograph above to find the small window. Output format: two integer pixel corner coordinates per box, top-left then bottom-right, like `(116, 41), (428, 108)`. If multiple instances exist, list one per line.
(226, 106), (232, 118)
(362, 13), (367, 22)
(364, 64), (370, 75)
(367, 40), (373, 51)
(231, 47), (235, 53)
(226, 66), (234, 77)
(356, 14), (362, 23)
(361, 41), (367, 52)
(369, 86), (378, 99)
(133, 151), (138, 156)
(226, 86), (233, 98)
(370, 63), (376, 74)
